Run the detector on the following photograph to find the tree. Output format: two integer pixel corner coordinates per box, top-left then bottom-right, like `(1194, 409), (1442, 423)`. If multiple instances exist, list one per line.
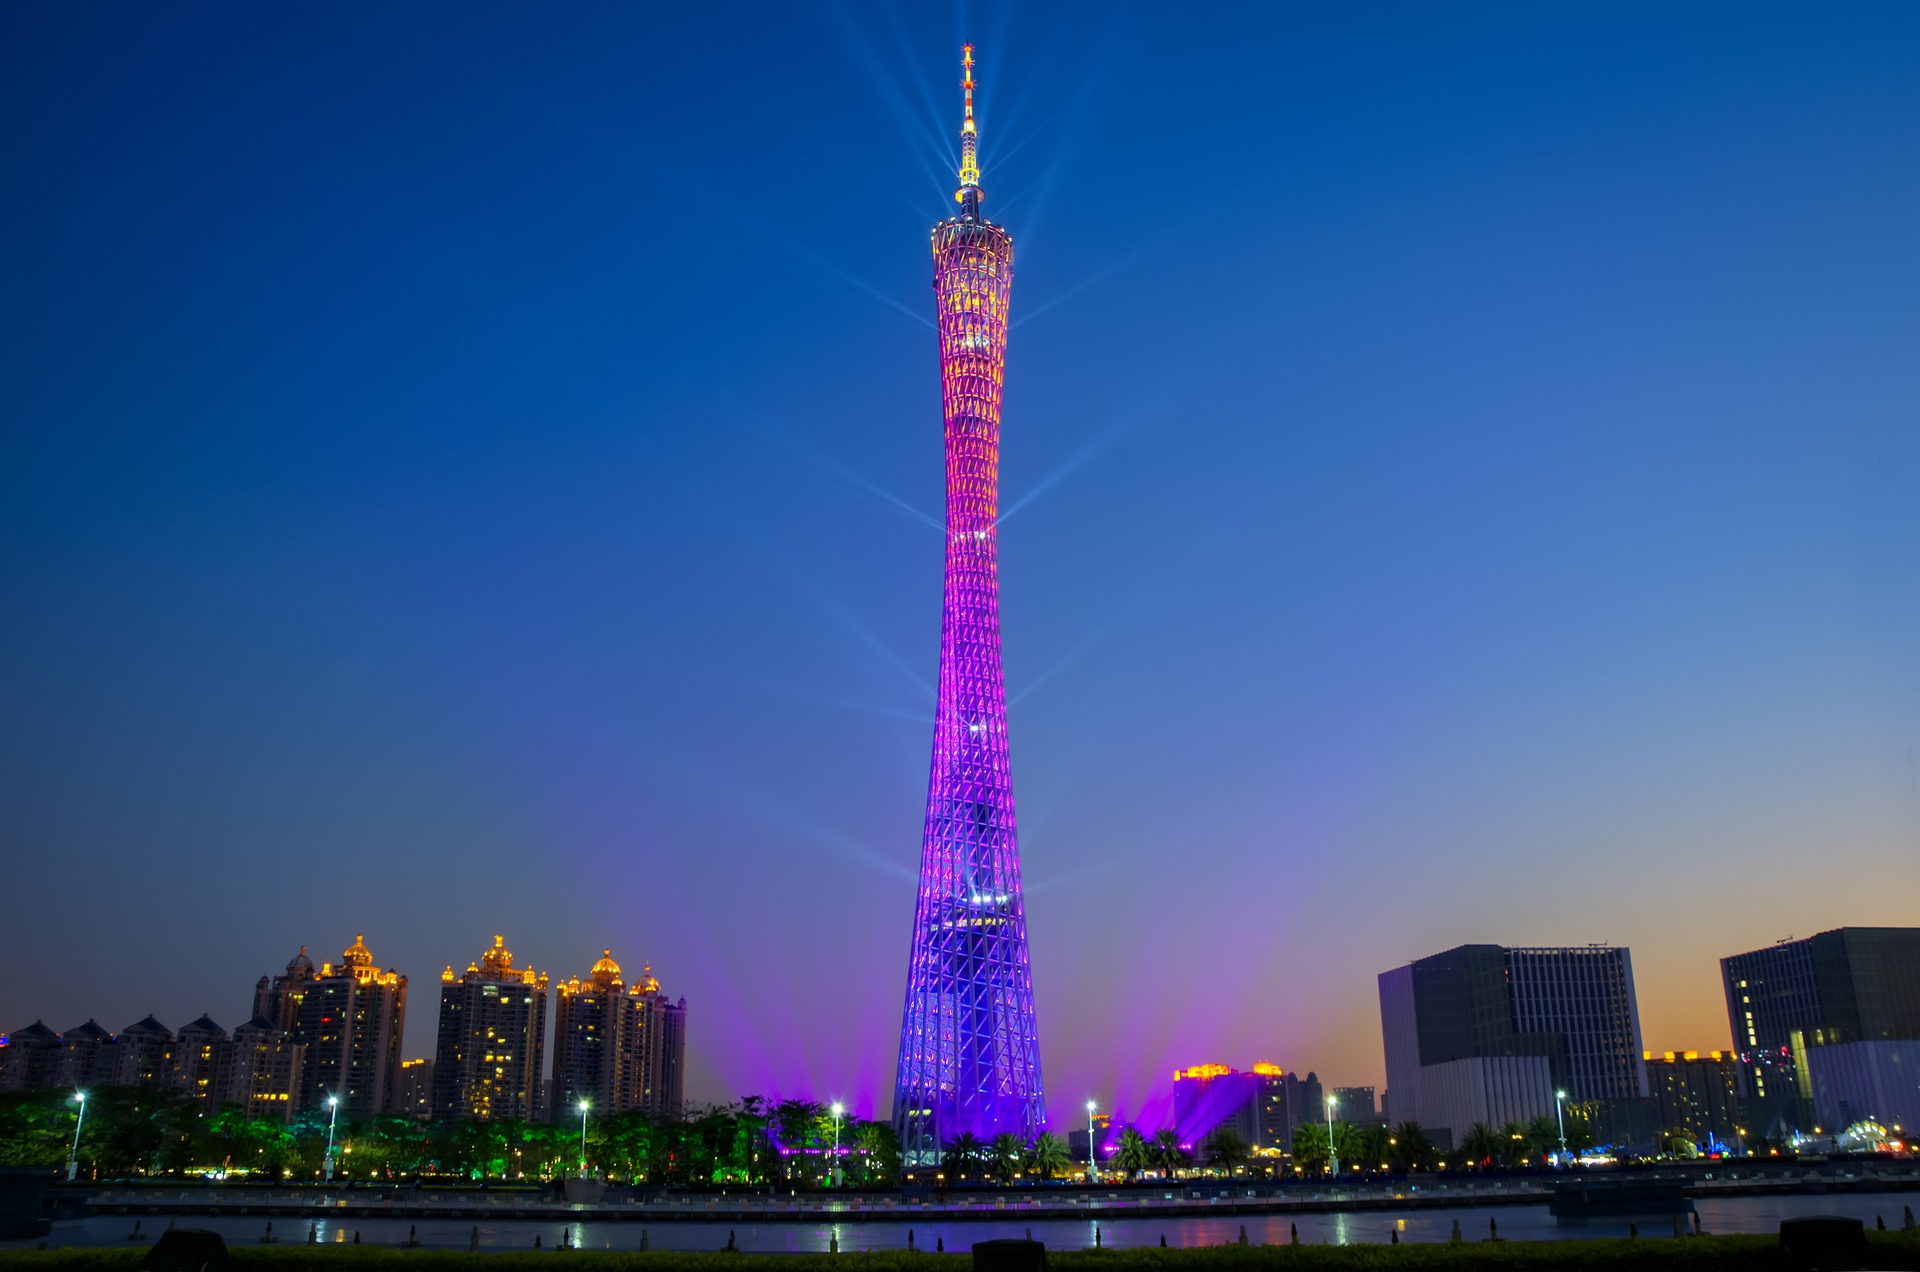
(1522, 1114), (1560, 1161)
(1496, 1122), (1526, 1168)
(1290, 1123), (1329, 1175)
(1388, 1121), (1436, 1172)
(1149, 1129), (1188, 1179)
(853, 1119), (900, 1185)
(941, 1132), (986, 1181)
(1113, 1127), (1151, 1180)
(1459, 1122), (1500, 1170)
(1348, 1123), (1391, 1173)
(1203, 1127), (1250, 1174)
(1025, 1131), (1069, 1180)
(989, 1132), (1025, 1185)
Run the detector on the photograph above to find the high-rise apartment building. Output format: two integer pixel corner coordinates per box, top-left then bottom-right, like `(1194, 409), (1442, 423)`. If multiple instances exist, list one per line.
(1644, 1050), (1745, 1149)
(432, 936), (548, 1122)
(113, 1016), (175, 1088)
(892, 45), (1046, 1166)
(276, 936), (407, 1119)
(552, 951), (686, 1123)
(170, 1014), (228, 1103)
(1722, 927), (1920, 1133)
(0, 1022), (65, 1090)
(396, 1058), (434, 1119)
(1379, 944), (1647, 1149)
(214, 1017), (305, 1123)
(57, 1021), (116, 1089)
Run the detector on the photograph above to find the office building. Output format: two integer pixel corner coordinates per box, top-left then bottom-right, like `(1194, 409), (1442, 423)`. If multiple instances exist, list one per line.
(1645, 1050), (1745, 1149)
(284, 936), (408, 1119)
(1333, 1086), (1380, 1126)
(1379, 944), (1647, 1149)
(552, 950), (686, 1122)
(1722, 927), (1920, 1133)
(432, 935), (549, 1121)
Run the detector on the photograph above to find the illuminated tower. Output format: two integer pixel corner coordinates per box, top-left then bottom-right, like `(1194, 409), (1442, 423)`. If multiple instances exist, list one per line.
(893, 45), (1045, 1164)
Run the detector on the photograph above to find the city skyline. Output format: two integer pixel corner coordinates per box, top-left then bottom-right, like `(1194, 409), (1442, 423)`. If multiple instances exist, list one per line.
(4, 3), (1919, 1136)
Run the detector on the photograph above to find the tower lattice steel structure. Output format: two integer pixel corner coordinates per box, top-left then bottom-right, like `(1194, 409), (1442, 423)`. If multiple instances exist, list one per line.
(893, 45), (1046, 1165)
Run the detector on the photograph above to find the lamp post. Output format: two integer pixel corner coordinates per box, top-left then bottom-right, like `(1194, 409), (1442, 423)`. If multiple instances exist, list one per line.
(830, 1103), (845, 1188)
(1325, 1092), (1338, 1178)
(578, 1100), (591, 1175)
(1555, 1090), (1567, 1163)
(323, 1094), (340, 1182)
(67, 1091), (88, 1181)
(1086, 1101), (1098, 1184)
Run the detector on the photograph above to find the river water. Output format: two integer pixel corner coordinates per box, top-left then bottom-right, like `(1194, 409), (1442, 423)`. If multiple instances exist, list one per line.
(15, 1194), (1916, 1252)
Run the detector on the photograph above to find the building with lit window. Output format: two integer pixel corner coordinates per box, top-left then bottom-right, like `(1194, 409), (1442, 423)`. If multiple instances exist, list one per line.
(1645, 1050), (1745, 1149)
(1722, 927), (1920, 1134)
(57, 1020), (115, 1088)
(169, 1014), (228, 1103)
(1379, 944), (1647, 1150)
(0, 1022), (65, 1090)
(1169, 1063), (1305, 1152)
(396, 1058), (434, 1119)
(285, 936), (408, 1120)
(432, 936), (549, 1122)
(214, 1017), (305, 1123)
(112, 1016), (175, 1088)
(552, 950), (686, 1123)
(1333, 1086), (1380, 1126)
(252, 946), (317, 1032)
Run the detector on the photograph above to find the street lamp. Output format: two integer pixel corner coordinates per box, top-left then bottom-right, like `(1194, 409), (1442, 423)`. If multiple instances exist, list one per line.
(575, 1099), (591, 1174)
(67, 1091), (88, 1181)
(1325, 1092), (1338, 1178)
(323, 1094), (340, 1181)
(830, 1103), (845, 1187)
(1555, 1090), (1567, 1162)
(1086, 1101), (1098, 1184)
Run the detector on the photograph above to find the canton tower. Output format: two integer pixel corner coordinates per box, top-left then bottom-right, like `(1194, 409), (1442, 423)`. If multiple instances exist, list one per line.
(892, 45), (1045, 1165)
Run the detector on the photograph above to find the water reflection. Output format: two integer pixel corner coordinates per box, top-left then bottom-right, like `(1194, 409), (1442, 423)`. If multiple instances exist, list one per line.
(14, 1194), (1904, 1254)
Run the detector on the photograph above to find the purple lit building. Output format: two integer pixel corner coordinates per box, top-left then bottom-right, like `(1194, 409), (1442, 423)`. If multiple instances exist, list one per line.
(892, 46), (1046, 1165)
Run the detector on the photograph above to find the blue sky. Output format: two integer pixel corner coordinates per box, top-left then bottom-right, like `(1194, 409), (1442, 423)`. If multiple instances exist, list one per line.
(3, 2), (1917, 1128)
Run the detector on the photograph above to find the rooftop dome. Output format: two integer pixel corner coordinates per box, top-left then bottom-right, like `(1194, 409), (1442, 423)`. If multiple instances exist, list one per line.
(591, 949), (622, 979)
(288, 945), (316, 975)
(342, 935), (373, 968)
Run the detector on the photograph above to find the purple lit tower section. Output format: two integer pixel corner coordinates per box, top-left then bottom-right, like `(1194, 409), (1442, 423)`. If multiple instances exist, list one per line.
(892, 45), (1046, 1166)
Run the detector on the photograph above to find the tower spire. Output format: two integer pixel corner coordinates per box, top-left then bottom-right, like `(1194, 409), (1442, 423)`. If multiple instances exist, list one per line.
(956, 43), (982, 216)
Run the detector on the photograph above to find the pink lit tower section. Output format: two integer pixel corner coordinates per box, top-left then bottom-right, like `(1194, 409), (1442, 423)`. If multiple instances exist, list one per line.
(892, 45), (1046, 1165)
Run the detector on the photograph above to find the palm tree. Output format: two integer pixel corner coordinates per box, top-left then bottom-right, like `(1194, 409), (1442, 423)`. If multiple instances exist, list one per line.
(1387, 1121), (1435, 1173)
(1522, 1114), (1560, 1162)
(989, 1132), (1025, 1185)
(1149, 1129), (1188, 1179)
(1025, 1131), (1070, 1180)
(1459, 1122), (1499, 1170)
(942, 1132), (986, 1181)
(1348, 1123), (1390, 1173)
(1290, 1123), (1329, 1175)
(1203, 1128), (1251, 1174)
(1113, 1127), (1151, 1180)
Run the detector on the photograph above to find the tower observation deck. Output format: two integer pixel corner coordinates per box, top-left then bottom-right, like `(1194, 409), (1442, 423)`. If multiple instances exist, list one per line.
(892, 44), (1046, 1165)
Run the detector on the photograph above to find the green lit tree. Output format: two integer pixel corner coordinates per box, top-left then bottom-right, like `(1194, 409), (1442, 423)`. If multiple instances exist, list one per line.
(1290, 1123), (1330, 1174)
(1203, 1127), (1251, 1174)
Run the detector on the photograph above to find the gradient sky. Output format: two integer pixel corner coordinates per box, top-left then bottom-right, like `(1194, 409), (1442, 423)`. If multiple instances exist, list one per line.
(4, 2), (1918, 1133)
